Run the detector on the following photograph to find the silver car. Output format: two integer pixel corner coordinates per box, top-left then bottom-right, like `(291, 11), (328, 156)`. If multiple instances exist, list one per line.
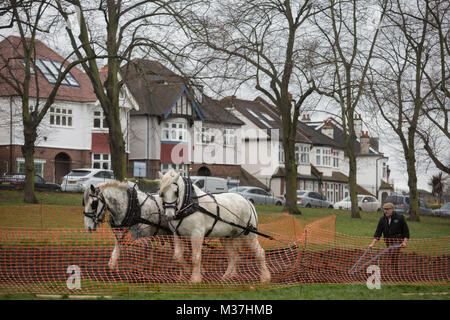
(229, 186), (284, 206)
(61, 168), (115, 192)
(61, 168), (137, 192)
(295, 190), (333, 208)
(433, 202), (450, 218)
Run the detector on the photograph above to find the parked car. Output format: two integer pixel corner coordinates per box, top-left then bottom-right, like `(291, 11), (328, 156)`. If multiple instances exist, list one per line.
(432, 202), (450, 218)
(60, 168), (137, 192)
(0, 173), (61, 191)
(189, 176), (228, 194)
(284, 190), (333, 208)
(384, 194), (433, 216)
(229, 186), (284, 206)
(333, 195), (381, 212)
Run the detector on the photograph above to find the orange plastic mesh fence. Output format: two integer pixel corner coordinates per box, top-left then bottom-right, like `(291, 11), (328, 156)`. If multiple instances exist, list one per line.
(0, 206), (448, 295)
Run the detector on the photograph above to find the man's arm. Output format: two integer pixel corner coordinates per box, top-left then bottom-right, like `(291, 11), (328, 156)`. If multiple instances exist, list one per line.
(369, 218), (384, 248)
(400, 216), (410, 247)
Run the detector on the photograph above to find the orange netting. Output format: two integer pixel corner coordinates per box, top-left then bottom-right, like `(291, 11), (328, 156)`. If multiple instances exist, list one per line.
(0, 206), (448, 295)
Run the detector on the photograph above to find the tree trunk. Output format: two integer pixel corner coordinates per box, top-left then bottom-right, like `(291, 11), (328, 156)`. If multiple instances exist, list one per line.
(284, 142), (301, 215)
(104, 7), (127, 182)
(348, 151), (360, 218)
(280, 93), (301, 215)
(406, 139), (420, 221)
(108, 118), (126, 181)
(21, 123), (38, 204)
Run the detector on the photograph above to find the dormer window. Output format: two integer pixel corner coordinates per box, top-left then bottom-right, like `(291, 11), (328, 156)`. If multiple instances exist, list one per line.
(33, 59), (79, 87)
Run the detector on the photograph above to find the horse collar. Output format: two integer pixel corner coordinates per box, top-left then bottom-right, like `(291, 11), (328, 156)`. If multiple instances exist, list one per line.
(110, 186), (168, 234)
(173, 177), (199, 220)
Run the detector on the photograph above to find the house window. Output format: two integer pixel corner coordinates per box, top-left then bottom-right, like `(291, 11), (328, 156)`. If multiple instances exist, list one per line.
(316, 148), (321, 165)
(160, 163), (187, 174)
(93, 109), (108, 129)
(326, 183), (334, 202)
(17, 158), (45, 177)
(279, 145), (285, 163)
(92, 153), (110, 169)
(196, 127), (215, 144)
(162, 122), (187, 142)
(224, 128), (236, 146)
(34, 59), (79, 87)
(316, 147), (332, 167)
(323, 148), (331, 166)
(333, 151), (340, 168)
(50, 107), (73, 127)
(247, 109), (272, 128)
(295, 144), (310, 164)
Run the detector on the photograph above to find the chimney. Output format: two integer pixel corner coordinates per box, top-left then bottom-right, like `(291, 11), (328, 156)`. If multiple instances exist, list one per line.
(321, 120), (334, 139)
(360, 131), (370, 154)
(370, 137), (379, 152)
(354, 113), (362, 139)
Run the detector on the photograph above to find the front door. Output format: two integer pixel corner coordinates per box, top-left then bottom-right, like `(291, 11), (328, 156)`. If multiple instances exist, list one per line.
(55, 153), (71, 184)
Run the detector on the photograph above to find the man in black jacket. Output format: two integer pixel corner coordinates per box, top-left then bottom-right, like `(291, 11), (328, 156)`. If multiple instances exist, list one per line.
(369, 202), (409, 276)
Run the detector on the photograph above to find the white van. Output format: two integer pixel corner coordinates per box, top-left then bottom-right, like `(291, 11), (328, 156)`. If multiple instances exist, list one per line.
(189, 176), (228, 194)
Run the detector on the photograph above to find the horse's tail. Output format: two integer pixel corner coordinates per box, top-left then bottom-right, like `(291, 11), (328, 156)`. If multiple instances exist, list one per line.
(246, 198), (258, 227)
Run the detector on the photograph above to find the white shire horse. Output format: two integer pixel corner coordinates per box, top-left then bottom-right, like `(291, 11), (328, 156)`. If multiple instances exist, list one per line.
(158, 169), (271, 283)
(82, 181), (171, 270)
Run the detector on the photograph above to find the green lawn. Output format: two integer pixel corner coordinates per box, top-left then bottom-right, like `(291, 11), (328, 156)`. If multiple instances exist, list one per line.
(0, 189), (449, 300)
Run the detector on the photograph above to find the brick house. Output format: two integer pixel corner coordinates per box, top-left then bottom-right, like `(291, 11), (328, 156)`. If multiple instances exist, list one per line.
(0, 36), (136, 183)
(122, 60), (246, 180)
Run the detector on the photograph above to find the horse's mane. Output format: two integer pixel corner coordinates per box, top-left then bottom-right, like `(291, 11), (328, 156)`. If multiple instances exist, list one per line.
(159, 169), (180, 194)
(97, 180), (130, 191)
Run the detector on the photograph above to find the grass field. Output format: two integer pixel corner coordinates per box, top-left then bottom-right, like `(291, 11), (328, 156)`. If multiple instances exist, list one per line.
(0, 189), (449, 300)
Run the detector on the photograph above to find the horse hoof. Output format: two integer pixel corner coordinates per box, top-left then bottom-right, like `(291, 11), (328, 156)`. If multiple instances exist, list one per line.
(260, 271), (271, 284)
(222, 272), (237, 281)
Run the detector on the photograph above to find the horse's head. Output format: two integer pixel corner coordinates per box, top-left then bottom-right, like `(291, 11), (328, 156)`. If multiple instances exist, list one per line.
(83, 184), (107, 232)
(158, 169), (182, 220)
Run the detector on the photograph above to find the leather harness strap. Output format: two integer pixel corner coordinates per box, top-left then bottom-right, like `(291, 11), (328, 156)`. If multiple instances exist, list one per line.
(169, 177), (274, 240)
(109, 185), (170, 234)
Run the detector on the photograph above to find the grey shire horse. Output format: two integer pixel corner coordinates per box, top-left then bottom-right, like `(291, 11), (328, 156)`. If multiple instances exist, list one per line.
(158, 169), (271, 283)
(82, 181), (171, 270)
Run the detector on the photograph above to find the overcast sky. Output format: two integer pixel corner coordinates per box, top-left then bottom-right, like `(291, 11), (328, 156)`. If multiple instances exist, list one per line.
(2, 12), (444, 193)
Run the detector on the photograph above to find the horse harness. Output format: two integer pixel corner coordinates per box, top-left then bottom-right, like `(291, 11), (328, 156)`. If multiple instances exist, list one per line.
(83, 192), (107, 228)
(163, 177), (274, 240)
(84, 185), (170, 235)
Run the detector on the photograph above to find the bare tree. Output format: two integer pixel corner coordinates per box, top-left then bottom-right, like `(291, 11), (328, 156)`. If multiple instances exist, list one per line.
(0, 0), (83, 203)
(311, 0), (388, 218)
(183, 0), (326, 215)
(429, 172), (446, 204)
(367, 0), (440, 221)
(55, 0), (198, 181)
(419, 0), (450, 174)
